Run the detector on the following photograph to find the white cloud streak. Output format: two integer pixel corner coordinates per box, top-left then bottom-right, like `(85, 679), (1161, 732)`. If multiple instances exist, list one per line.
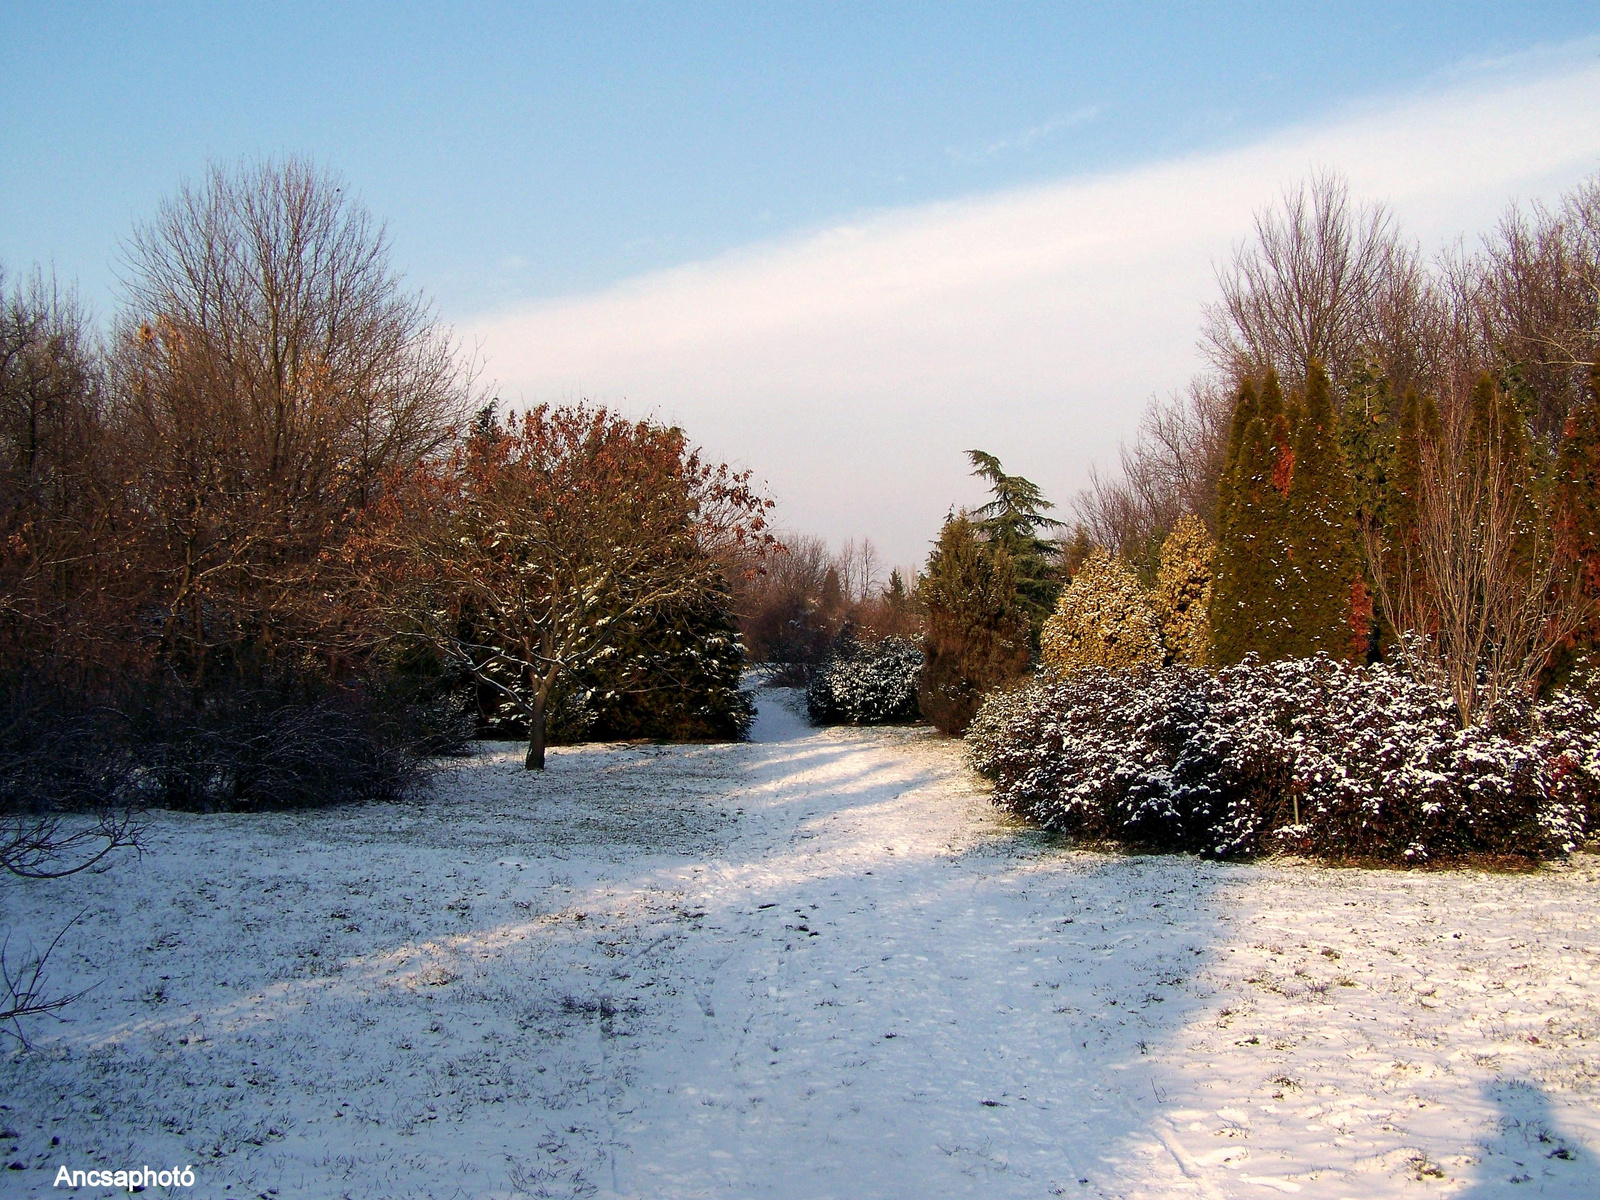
(467, 45), (1600, 572)
(966, 105), (1102, 160)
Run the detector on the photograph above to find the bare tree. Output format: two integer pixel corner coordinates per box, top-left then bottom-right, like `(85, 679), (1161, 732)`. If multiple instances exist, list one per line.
(834, 537), (882, 605)
(0, 266), (123, 671)
(1, 806), (139, 1044)
(1203, 171), (1413, 389)
(763, 534), (832, 597)
(735, 533), (836, 673)
(1074, 376), (1232, 572)
(1474, 180), (1600, 439)
(111, 158), (472, 682)
(1366, 377), (1589, 726)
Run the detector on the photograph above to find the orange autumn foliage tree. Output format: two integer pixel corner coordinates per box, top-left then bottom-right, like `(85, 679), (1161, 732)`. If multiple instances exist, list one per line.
(350, 403), (773, 769)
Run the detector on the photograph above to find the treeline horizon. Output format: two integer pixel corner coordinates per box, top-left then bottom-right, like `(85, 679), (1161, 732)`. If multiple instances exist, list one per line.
(5, 158), (1600, 806)
(0, 157), (778, 815)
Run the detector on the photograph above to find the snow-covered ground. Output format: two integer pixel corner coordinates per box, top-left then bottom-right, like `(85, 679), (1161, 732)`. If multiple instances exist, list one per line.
(2, 690), (1598, 1199)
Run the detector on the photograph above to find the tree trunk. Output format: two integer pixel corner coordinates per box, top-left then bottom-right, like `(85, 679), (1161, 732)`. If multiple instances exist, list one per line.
(524, 691), (547, 770)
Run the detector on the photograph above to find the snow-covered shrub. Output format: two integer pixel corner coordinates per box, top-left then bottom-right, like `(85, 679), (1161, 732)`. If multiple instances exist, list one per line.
(806, 630), (923, 725)
(968, 656), (1600, 862)
(1041, 548), (1162, 673)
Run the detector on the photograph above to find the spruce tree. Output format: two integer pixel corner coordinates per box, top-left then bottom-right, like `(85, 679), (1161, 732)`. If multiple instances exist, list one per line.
(915, 514), (1031, 735)
(965, 450), (1062, 634)
(1284, 360), (1366, 661)
(885, 567), (909, 605)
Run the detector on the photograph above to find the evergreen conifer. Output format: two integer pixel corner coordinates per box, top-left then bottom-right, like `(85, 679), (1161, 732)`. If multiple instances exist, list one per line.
(1151, 513), (1216, 665)
(1384, 387), (1428, 554)
(1059, 524), (1094, 583)
(1551, 364), (1600, 672)
(1340, 361), (1394, 533)
(1211, 372), (1296, 662)
(820, 566), (844, 617)
(1468, 373), (1539, 571)
(1285, 360), (1367, 661)
(965, 450), (1062, 634)
(1040, 547), (1162, 673)
(1556, 364), (1600, 600)
(537, 577), (753, 743)
(915, 514), (1031, 734)
(1375, 386), (1437, 657)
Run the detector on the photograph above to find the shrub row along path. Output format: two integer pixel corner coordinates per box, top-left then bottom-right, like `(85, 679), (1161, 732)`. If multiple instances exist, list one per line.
(4, 691), (1599, 1198)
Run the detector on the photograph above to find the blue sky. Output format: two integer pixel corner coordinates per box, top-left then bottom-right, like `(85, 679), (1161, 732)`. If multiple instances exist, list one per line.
(4, 5), (1600, 568)
(3, 3), (1595, 318)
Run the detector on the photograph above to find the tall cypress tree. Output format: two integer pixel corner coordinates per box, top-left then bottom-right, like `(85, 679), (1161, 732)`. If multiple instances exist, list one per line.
(1284, 360), (1366, 661)
(1373, 386), (1436, 660)
(1385, 387), (1426, 556)
(1215, 378), (1257, 526)
(1208, 379), (1255, 664)
(1552, 363), (1600, 672)
(1211, 371), (1296, 663)
(1556, 364), (1600, 597)
(1469, 372), (1538, 566)
(1340, 361), (1394, 534)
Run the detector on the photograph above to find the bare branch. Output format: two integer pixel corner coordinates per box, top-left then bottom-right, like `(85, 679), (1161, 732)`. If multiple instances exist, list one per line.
(0, 911), (94, 1046)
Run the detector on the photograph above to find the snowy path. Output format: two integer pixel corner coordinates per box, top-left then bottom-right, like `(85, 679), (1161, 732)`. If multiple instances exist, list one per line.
(2, 691), (1598, 1198)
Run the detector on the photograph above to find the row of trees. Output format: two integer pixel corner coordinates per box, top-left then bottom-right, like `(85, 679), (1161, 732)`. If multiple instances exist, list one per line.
(1080, 172), (1600, 574)
(966, 171), (1600, 863)
(737, 533), (917, 681)
(1, 158), (773, 787)
(2, 159), (782, 1033)
(750, 448), (1073, 737)
(1206, 358), (1600, 725)
(1054, 170), (1600, 729)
